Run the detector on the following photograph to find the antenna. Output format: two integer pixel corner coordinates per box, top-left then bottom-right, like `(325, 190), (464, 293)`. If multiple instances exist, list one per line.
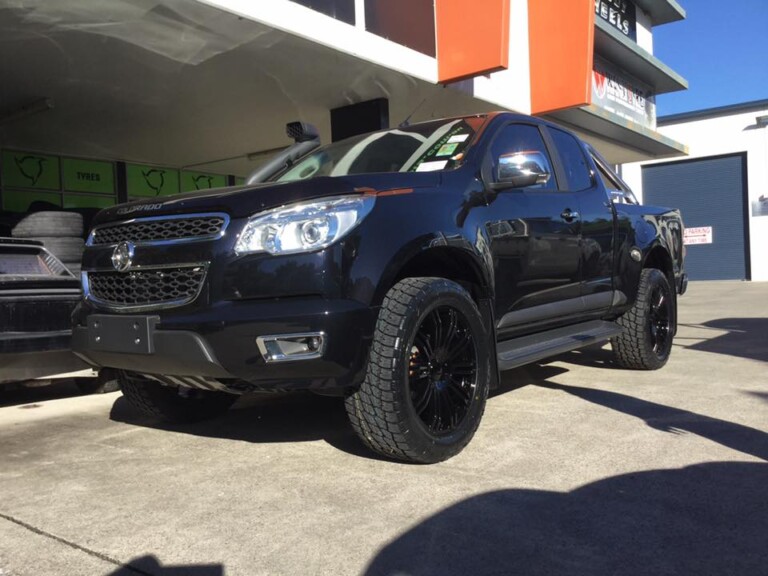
(398, 98), (427, 128)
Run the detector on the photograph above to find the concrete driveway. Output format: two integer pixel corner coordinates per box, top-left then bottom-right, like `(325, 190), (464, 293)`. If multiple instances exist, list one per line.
(1, 281), (766, 576)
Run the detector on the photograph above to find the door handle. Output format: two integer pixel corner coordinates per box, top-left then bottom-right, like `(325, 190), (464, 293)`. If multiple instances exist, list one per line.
(560, 209), (580, 222)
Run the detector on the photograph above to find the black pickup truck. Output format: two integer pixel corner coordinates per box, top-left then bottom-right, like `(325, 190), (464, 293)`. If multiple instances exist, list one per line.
(72, 112), (686, 463)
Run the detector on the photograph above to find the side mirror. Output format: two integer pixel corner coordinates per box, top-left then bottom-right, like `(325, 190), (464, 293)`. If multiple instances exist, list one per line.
(492, 151), (551, 190)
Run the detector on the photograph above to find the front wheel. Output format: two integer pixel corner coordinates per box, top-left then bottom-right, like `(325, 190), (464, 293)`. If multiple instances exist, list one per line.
(346, 278), (490, 464)
(612, 268), (675, 370)
(118, 371), (237, 423)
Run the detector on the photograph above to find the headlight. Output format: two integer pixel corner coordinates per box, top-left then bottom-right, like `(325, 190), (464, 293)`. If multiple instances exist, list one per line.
(234, 194), (375, 255)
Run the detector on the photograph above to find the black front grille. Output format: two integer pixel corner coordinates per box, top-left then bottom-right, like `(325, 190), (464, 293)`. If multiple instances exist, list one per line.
(87, 267), (206, 307)
(90, 215), (226, 245)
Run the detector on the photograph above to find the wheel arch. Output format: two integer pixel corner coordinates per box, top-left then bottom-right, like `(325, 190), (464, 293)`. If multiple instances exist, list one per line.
(642, 244), (677, 334)
(643, 244), (675, 288)
(389, 246), (492, 304)
(375, 244), (499, 389)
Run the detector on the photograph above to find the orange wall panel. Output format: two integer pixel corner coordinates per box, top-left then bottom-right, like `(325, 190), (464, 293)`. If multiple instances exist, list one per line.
(529, 0), (594, 115)
(436, 0), (510, 84)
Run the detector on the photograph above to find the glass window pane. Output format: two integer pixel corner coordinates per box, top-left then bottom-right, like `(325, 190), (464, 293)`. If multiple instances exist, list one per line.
(364, 0), (436, 57)
(549, 128), (593, 191)
(291, 0), (355, 25)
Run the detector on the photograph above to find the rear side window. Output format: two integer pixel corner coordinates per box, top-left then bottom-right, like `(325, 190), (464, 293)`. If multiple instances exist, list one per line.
(489, 124), (557, 190)
(549, 127), (593, 191)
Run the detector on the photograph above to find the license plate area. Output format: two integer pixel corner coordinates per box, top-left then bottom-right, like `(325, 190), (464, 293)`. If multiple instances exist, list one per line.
(87, 315), (159, 355)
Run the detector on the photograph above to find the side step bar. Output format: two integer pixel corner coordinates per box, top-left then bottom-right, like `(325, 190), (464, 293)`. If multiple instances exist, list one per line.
(496, 320), (623, 372)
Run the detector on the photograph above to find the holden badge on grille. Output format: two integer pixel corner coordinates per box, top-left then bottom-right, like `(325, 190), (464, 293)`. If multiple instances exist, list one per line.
(111, 241), (135, 272)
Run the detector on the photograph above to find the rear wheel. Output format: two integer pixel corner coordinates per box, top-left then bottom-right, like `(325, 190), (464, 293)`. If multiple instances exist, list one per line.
(612, 268), (674, 370)
(118, 371), (237, 423)
(345, 278), (490, 463)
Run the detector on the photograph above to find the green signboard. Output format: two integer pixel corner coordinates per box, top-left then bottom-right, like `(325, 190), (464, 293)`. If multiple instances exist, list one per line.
(181, 171), (227, 193)
(63, 194), (115, 209)
(127, 164), (180, 197)
(235, 176), (246, 186)
(62, 158), (115, 194)
(2, 190), (61, 212)
(1, 150), (61, 190)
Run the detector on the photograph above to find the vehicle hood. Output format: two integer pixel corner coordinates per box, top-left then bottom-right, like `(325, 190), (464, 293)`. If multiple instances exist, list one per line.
(92, 172), (441, 225)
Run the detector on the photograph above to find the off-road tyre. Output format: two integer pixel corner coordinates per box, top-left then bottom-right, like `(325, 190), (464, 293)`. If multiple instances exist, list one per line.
(118, 371), (237, 423)
(345, 277), (490, 464)
(12, 211), (83, 238)
(612, 268), (674, 370)
(36, 237), (85, 263)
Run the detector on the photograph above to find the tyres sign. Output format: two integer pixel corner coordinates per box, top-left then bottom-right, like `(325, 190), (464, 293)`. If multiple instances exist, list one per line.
(62, 158), (115, 194)
(181, 171), (227, 192)
(1, 150), (61, 190)
(127, 164), (180, 197)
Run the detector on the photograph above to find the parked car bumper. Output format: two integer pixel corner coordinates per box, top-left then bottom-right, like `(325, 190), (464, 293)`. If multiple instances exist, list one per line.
(72, 297), (376, 393)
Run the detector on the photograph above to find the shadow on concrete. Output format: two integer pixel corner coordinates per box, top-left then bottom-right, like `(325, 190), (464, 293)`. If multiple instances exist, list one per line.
(109, 392), (386, 461)
(364, 462), (768, 576)
(0, 379), (84, 408)
(537, 381), (768, 462)
(550, 343), (621, 370)
(747, 391), (768, 403)
(491, 363), (570, 397)
(106, 555), (223, 575)
(678, 318), (768, 363)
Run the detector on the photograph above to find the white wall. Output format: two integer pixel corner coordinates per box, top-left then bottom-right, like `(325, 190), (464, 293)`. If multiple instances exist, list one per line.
(635, 6), (654, 53)
(622, 106), (768, 281)
(451, 0), (531, 114)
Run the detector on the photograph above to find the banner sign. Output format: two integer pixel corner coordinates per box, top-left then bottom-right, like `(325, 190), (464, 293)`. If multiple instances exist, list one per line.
(592, 57), (656, 128)
(62, 158), (115, 194)
(683, 226), (713, 246)
(1, 150), (61, 190)
(127, 164), (180, 197)
(181, 171), (227, 192)
(595, 0), (637, 41)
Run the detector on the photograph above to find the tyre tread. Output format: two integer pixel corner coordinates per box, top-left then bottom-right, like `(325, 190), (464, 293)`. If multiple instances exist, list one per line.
(612, 268), (672, 370)
(345, 277), (487, 463)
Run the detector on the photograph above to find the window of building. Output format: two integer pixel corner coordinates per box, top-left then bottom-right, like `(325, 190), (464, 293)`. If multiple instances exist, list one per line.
(291, 0), (355, 25)
(364, 0), (436, 57)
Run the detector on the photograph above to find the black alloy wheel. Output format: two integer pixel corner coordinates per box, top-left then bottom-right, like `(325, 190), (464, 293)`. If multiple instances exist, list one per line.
(345, 277), (490, 463)
(648, 283), (671, 358)
(408, 305), (478, 435)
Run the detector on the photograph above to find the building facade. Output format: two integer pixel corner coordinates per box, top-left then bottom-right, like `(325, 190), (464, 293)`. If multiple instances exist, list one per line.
(0, 0), (687, 216)
(622, 100), (768, 282)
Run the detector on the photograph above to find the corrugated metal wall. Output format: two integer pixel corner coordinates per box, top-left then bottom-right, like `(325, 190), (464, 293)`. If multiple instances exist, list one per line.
(642, 154), (748, 280)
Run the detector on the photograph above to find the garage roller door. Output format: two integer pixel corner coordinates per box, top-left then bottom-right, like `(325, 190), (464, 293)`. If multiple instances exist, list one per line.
(642, 154), (748, 280)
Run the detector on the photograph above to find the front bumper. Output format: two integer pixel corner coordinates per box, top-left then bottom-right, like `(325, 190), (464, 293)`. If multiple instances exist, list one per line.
(72, 297), (376, 392)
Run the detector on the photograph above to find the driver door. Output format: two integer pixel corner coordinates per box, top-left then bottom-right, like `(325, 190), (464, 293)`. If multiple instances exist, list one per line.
(482, 123), (582, 337)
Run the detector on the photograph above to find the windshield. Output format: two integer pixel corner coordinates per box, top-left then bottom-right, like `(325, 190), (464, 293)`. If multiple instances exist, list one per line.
(271, 116), (486, 183)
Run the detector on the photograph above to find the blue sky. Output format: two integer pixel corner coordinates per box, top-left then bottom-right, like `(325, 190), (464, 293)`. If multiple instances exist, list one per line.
(653, 0), (768, 116)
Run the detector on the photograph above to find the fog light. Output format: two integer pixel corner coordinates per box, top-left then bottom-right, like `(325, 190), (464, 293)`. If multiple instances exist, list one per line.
(256, 332), (326, 363)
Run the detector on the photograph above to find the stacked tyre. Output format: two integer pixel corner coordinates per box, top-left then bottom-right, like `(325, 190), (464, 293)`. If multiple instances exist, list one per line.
(11, 211), (85, 275)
